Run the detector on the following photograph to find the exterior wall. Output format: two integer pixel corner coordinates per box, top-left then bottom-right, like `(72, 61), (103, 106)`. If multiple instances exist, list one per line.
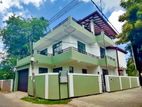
(0, 79), (13, 92)
(105, 75), (140, 92)
(121, 76), (130, 89)
(28, 75), (46, 99)
(71, 74), (101, 97)
(118, 51), (127, 69)
(36, 35), (100, 57)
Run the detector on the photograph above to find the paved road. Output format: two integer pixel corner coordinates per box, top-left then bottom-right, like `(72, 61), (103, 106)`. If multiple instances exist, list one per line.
(69, 88), (142, 107)
(0, 92), (70, 107)
(0, 88), (142, 107)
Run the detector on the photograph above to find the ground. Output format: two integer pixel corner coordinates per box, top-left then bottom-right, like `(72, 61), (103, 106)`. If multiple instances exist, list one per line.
(0, 88), (142, 107)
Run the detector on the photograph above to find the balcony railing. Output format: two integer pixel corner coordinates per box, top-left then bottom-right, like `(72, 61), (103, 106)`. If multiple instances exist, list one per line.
(38, 47), (99, 59)
(106, 56), (115, 61)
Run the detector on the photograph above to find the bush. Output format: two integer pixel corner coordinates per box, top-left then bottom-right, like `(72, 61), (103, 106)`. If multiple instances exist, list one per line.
(0, 70), (15, 80)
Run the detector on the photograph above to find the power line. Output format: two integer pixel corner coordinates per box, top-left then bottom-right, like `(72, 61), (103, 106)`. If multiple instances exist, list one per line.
(91, 0), (119, 34)
(48, 0), (82, 25)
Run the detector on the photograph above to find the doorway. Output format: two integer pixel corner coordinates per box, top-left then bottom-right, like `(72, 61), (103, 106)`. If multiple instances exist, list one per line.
(102, 69), (108, 92)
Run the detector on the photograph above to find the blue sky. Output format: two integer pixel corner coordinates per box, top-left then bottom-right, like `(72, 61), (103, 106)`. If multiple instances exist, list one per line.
(0, 0), (126, 53)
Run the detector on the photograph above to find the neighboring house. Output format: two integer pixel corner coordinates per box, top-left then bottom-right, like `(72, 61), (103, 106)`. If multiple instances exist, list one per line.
(14, 11), (139, 99)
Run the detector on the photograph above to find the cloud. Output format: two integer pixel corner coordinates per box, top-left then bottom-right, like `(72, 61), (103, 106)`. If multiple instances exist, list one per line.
(108, 10), (125, 33)
(21, 0), (46, 8)
(80, 0), (122, 13)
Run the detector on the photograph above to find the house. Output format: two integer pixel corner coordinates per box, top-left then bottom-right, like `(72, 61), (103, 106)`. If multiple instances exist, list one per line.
(14, 11), (139, 99)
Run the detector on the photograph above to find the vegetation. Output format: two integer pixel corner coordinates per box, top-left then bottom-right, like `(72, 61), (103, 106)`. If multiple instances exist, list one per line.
(0, 15), (48, 76)
(126, 58), (138, 76)
(118, 0), (142, 75)
(21, 96), (71, 104)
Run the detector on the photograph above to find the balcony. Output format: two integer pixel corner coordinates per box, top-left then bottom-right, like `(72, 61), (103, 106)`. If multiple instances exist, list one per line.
(52, 47), (99, 66)
(17, 47), (99, 67)
(34, 17), (96, 50)
(96, 34), (114, 47)
(99, 56), (117, 68)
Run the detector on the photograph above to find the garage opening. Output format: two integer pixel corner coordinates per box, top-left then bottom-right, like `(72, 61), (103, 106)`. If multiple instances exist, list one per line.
(18, 69), (29, 92)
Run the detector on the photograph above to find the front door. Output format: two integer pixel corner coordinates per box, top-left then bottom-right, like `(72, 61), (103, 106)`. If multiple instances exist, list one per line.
(18, 69), (29, 92)
(102, 69), (108, 92)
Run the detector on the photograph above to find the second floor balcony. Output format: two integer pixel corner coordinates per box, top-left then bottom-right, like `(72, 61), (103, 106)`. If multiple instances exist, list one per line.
(17, 47), (99, 67)
(99, 56), (117, 68)
(96, 34), (115, 47)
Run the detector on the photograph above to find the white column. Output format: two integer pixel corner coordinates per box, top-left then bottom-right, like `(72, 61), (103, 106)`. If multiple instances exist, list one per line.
(105, 75), (110, 92)
(98, 75), (102, 93)
(10, 79), (13, 92)
(90, 20), (95, 35)
(129, 77), (132, 88)
(68, 74), (74, 97)
(137, 77), (140, 86)
(119, 76), (122, 90)
(45, 74), (48, 99)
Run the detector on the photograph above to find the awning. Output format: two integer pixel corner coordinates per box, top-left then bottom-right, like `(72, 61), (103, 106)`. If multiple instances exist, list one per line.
(78, 11), (117, 38)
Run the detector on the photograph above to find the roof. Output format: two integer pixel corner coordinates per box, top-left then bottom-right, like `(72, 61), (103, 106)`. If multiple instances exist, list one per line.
(78, 11), (117, 38)
(106, 46), (127, 54)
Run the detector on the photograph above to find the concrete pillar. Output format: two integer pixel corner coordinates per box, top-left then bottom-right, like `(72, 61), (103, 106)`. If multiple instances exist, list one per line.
(90, 20), (95, 35)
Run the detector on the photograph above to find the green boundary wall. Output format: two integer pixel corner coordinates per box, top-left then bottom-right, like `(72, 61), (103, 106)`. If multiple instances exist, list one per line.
(121, 77), (130, 90)
(105, 75), (139, 92)
(72, 74), (101, 97)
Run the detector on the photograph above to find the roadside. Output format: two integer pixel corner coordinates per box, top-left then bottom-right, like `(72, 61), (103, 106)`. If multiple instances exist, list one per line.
(69, 88), (142, 107)
(0, 88), (142, 107)
(0, 92), (72, 107)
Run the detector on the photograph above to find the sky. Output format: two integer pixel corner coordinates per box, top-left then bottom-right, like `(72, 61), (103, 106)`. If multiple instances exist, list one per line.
(0, 0), (126, 53)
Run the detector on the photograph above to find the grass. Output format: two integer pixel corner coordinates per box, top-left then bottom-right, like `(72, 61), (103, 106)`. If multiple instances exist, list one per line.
(21, 96), (71, 105)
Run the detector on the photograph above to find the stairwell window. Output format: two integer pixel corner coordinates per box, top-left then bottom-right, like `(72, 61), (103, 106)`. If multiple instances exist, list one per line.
(77, 41), (86, 54)
(100, 47), (106, 58)
(53, 41), (62, 56)
(40, 48), (48, 55)
(39, 68), (48, 74)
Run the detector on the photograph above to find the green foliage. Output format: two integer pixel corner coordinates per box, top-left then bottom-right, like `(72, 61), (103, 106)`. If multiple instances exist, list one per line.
(0, 15), (48, 73)
(117, 0), (142, 44)
(0, 70), (15, 79)
(126, 58), (138, 76)
(21, 96), (71, 104)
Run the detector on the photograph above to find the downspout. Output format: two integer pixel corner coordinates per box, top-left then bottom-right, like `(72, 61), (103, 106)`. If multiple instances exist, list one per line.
(116, 49), (120, 76)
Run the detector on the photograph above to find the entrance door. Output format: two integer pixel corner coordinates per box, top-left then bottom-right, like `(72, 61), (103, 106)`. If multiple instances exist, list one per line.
(53, 67), (62, 73)
(18, 69), (29, 92)
(102, 69), (108, 92)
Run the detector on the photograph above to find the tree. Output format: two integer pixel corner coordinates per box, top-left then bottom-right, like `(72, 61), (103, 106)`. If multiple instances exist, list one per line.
(0, 15), (48, 71)
(126, 58), (138, 76)
(117, 0), (142, 85)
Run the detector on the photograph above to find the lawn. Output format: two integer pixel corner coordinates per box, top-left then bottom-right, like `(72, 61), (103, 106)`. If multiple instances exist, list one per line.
(21, 96), (71, 105)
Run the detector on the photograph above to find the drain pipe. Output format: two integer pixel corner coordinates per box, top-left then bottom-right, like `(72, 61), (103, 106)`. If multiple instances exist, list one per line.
(116, 49), (120, 76)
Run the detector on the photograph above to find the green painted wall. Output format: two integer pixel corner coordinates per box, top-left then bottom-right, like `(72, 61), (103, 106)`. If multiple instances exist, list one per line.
(72, 50), (98, 65)
(28, 75), (45, 99)
(28, 77), (33, 96)
(121, 77), (130, 90)
(35, 75), (45, 98)
(48, 75), (59, 99)
(131, 77), (138, 88)
(60, 84), (68, 99)
(52, 50), (72, 64)
(73, 75), (100, 97)
(109, 77), (121, 92)
(14, 72), (18, 91)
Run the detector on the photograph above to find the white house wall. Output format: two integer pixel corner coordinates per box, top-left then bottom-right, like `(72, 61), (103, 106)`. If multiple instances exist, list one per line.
(118, 51), (127, 69)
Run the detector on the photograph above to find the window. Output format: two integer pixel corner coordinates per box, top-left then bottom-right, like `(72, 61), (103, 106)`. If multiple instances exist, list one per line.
(69, 66), (74, 73)
(82, 69), (87, 74)
(53, 67), (62, 73)
(40, 48), (48, 55)
(39, 68), (48, 74)
(100, 47), (105, 58)
(77, 41), (86, 54)
(53, 41), (62, 56)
